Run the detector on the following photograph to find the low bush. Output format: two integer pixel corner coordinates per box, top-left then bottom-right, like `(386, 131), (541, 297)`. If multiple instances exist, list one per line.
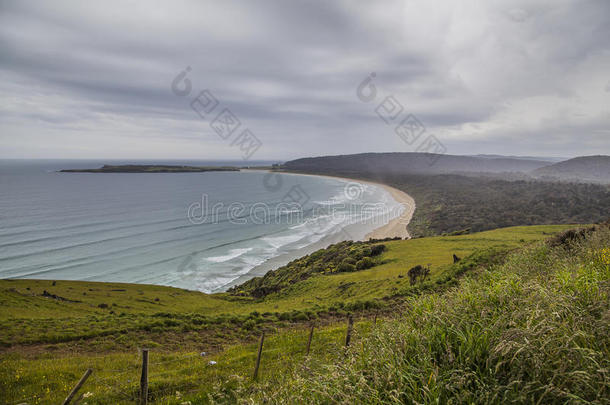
(356, 257), (374, 270)
(370, 244), (386, 256)
(337, 263), (356, 273)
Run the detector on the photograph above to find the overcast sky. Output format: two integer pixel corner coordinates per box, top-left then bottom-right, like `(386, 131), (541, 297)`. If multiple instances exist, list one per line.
(0, 0), (608, 160)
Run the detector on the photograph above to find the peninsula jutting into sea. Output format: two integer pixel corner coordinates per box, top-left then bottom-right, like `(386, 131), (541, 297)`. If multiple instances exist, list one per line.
(59, 164), (241, 173)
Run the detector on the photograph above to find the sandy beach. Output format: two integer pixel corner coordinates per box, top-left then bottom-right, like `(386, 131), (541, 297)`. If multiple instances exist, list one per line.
(245, 170), (416, 240)
(295, 173), (416, 240)
(225, 170), (417, 289)
(363, 182), (415, 240)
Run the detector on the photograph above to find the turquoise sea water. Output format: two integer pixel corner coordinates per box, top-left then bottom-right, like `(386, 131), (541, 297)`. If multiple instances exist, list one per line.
(0, 160), (401, 292)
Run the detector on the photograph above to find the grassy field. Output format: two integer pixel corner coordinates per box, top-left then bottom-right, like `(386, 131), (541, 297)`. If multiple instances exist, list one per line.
(246, 224), (610, 404)
(2, 322), (359, 404)
(1, 223), (601, 404)
(1, 225), (572, 348)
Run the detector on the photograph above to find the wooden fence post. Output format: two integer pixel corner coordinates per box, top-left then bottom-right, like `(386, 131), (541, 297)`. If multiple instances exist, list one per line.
(345, 315), (354, 347)
(140, 349), (149, 405)
(62, 368), (92, 405)
(305, 324), (314, 356)
(253, 332), (265, 380)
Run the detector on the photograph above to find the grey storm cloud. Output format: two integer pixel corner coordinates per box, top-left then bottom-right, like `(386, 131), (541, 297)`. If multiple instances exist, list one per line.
(0, 0), (609, 159)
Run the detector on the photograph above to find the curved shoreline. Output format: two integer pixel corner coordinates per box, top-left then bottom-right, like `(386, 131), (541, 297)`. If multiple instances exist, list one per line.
(257, 171), (416, 240)
(365, 182), (415, 239)
(327, 175), (413, 240)
(224, 171), (417, 290)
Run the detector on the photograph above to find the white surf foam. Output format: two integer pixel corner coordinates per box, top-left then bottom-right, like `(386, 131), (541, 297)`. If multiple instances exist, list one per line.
(205, 247), (253, 263)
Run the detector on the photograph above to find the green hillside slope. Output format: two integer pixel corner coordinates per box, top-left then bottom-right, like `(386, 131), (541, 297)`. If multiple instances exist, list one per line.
(1, 224), (607, 404)
(241, 223), (610, 404)
(1, 225), (572, 350)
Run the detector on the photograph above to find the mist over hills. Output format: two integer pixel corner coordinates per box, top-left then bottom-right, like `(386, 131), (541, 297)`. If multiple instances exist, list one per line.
(284, 153), (549, 175)
(283, 153), (610, 183)
(531, 155), (610, 183)
(470, 154), (567, 163)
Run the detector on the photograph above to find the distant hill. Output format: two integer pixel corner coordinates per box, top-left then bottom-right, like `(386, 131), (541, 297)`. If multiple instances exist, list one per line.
(283, 152), (551, 175)
(471, 154), (566, 163)
(532, 155), (610, 183)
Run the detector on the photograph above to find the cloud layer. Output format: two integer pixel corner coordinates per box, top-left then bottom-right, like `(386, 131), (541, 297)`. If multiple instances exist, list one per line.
(1, 0), (609, 159)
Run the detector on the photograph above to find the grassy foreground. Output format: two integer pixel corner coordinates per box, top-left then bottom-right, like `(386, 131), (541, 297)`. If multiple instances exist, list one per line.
(1, 224), (608, 403)
(255, 227), (610, 404)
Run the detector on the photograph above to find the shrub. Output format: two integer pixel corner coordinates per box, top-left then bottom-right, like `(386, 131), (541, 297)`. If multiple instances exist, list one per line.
(337, 263), (356, 273)
(291, 312), (309, 322)
(242, 319), (256, 330)
(356, 257), (374, 270)
(278, 312), (291, 321)
(370, 244), (386, 256)
(163, 319), (180, 327)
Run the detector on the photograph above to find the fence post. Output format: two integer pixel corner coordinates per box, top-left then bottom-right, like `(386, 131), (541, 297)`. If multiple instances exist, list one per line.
(253, 332), (265, 380)
(140, 349), (149, 405)
(345, 315), (354, 347)
(62, 368), (92, 405)
(305, 324), (314, 356)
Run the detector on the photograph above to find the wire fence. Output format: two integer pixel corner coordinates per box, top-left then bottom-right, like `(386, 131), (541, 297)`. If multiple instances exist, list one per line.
(11, 313), (380, 404)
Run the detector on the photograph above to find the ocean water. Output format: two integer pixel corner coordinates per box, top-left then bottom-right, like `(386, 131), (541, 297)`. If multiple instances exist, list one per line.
(0, 160), (402, 292)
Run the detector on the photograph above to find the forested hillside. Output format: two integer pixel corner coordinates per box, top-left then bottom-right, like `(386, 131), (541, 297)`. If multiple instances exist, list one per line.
(532, 155), (610, 183)
(284, 152), (551, 175)
(282, 162), (610, 237)
(381, 173), (610, 236)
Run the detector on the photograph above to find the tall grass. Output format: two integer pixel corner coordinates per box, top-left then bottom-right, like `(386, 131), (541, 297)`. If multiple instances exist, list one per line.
(235, 227), (610, 404)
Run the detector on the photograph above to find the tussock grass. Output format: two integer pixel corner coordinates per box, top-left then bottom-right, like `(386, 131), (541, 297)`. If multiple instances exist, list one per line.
(234, 227), (610, 404)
